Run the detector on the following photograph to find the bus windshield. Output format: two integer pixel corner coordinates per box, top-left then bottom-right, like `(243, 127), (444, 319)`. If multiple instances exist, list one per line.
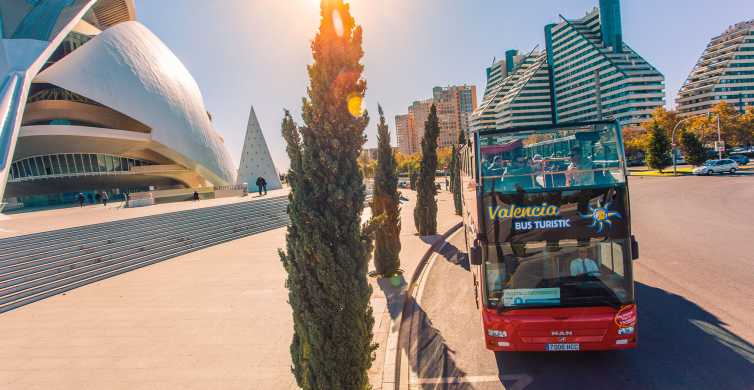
(479, 123), (625, 194)
(484, 238), (633, 310)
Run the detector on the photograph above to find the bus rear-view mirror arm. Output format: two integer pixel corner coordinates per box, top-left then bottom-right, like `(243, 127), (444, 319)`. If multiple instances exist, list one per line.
(631, 235), (639, 260)
(470, 240), (483, 266)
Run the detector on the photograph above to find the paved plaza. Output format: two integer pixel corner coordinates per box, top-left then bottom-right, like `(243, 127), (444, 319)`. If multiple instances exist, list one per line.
(0, 188), (460, 390)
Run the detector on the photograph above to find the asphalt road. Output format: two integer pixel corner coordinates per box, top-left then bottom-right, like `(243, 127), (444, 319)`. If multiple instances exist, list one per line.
(411, 175), (754, 390)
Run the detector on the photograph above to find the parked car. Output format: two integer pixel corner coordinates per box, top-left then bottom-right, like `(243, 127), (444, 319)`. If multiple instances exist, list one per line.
(729, 154), (750, 165)
(627, 156), (645, 167)
(693, 159), (738, 175)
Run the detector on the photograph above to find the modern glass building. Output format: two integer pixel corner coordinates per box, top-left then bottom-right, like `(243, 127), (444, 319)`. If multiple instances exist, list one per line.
(676, 19), (754, 116)
(0, 0), (236, 208)
(471, 50), (530, 132)
(492, 51), (553, 129)
(546, 1), (665, 128)
(471, 0), (665, 131)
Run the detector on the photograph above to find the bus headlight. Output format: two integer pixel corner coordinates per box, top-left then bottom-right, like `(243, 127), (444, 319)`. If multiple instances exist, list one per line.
(617, 326), (634, 335)
(488, 329), (508, 338)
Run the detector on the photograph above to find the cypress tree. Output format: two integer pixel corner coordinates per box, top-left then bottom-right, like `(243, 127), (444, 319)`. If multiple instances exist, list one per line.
(450, 150), (463, 215)
(646, 124), (672, 172)
(450, 131), (463, 216)
(680, 131), (707, 166)
(414, 105), (439, 235)
(372, 105), (401, 277)
(279, 1), (376, 388)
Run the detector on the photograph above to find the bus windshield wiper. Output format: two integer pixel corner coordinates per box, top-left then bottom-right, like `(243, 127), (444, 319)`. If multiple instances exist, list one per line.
(564, 295), (621, 309)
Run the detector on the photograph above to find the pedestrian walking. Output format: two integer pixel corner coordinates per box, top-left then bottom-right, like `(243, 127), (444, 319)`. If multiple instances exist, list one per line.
(192, 190), (200, 201)
(255, 176), (267, 196)
(101, 191), (109, 207)
(78, 193), (85, 208)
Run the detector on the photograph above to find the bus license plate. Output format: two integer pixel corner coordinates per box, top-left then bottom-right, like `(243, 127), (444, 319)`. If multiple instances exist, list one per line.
(546, 343), (580, 351)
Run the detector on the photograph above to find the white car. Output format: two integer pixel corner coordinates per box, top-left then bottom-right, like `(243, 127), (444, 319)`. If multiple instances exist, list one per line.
(693, 159), (738, 175)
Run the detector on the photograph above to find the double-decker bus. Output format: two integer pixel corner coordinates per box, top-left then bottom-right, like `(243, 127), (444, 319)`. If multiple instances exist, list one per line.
(459, 121), (639, 352)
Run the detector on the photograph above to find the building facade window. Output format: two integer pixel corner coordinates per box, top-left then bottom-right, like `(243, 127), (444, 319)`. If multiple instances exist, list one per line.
(8, 153), (156, 182)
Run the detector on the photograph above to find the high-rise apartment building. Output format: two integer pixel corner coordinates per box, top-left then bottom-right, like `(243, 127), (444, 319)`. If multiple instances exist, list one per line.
(492, 51), (553, 129)
(676, 19), (754, 116)
(472, 50), (530, 132)
(395, 114), (413, 155)
(471, 0), (665, 132)
(546, 1), (665, 128)
(406, 99), (433, 154)
(396, 85), (477, 155)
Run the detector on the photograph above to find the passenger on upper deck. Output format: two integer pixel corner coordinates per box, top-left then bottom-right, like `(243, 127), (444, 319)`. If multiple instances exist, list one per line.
(501, 153), (534, 192)
(565, 147), (594, 187)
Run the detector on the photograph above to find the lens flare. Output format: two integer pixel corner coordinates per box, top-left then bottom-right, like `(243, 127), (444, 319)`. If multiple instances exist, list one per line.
(347, 93), (363, 118)
(332, 9), (344, 37)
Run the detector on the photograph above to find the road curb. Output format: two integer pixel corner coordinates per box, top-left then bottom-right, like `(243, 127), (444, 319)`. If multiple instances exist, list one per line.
(380, 221), (463, 390)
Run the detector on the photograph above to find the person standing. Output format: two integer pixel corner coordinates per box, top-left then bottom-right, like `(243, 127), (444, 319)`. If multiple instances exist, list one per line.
(192, 190), (199, 202)
(101, 191), (109, 207)
(78, 193), (85, 208)
(255, 176), (267, 196)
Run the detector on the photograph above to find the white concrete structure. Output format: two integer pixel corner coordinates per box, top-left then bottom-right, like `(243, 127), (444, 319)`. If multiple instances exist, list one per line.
(676, 19), (754, 116)
(1, 1), (236, 208)
(35, 21), (235, 184)
(0, 0), (100, 207)
(237, 106), (281, 192)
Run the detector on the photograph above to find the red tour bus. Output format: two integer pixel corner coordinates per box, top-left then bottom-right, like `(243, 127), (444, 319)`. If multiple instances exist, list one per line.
(459, 121), (639, 352)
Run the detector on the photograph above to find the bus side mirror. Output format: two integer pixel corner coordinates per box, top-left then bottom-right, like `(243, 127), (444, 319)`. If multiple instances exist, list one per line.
(631, 235), (639, 260)
(470, 242), (483, 266)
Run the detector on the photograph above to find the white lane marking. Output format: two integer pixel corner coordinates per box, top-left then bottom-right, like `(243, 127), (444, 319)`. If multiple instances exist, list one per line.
(414, 374), (533, 389)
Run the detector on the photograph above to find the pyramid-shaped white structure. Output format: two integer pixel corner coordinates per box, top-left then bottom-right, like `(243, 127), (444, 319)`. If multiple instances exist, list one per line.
(237, 106), (281, 192)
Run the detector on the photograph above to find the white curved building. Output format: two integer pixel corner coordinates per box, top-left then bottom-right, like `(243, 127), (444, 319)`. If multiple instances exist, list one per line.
(1, 0), (236, 208)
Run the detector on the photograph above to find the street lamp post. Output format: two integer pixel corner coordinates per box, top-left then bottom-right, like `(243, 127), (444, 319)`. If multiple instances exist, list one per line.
(671, 112), (715, 176)
(716, 114), (723, 160)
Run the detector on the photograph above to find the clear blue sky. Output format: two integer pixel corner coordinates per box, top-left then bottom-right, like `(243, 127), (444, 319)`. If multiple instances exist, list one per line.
(134, 0), (753, 171)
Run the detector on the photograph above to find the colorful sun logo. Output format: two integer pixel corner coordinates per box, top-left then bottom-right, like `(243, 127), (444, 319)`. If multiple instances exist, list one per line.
(581, 201), (621, 233)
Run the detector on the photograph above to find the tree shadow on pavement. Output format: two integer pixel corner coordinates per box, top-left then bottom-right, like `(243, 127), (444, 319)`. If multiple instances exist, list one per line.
(494, 282), (754, 389)
(420, 234), (443, 244)
(378, 275), (407, 321)
(402, 297), (472, 390)
(420, 235), (470, 272)
(437, 241), (469, 272)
